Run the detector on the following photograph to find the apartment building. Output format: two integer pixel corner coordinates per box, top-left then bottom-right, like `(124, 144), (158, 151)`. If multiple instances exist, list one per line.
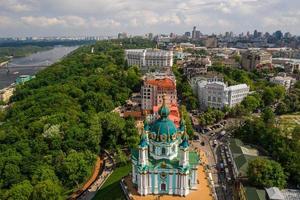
(270, 73), (296, 90)
(241, 49), (272, 71)
(197, 81), (249, 110)
(125, 49), (173, 71)
(141, 76), (177, 111)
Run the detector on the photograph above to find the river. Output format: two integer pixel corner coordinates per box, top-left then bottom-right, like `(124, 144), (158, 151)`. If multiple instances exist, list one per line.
(0, 46), (79, 89)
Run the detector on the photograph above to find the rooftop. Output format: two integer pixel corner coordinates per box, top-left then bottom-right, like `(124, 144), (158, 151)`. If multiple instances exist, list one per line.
(146, 78), (176, 90)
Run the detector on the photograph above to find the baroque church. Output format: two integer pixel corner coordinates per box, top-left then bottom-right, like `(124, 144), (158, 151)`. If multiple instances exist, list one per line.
(131, 96), (200, 197)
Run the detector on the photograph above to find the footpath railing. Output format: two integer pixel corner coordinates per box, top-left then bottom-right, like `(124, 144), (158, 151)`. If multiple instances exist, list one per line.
(120, 177), (132, 200)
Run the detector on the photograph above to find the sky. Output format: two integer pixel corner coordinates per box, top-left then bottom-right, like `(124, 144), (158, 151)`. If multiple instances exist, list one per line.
(0, 0), (300, 37)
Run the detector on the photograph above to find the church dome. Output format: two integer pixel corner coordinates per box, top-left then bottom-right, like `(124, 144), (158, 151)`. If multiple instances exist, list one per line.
(148, 94), (179, 142)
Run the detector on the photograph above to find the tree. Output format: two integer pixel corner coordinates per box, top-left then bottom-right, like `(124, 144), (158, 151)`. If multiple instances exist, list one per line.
(4, 180), (33, 200)
(32, 180), (63, 200)
(31, 165), (59, 185)
(262, 87), (275, 106)
(292, 126), (300, 141)
(262, 107), (275, 124)
(273, 85), (286, 100)
(242, 95), (260, 112)
(275, 102), (288, 115)
(3, 163), (21, 187)
(61, 150), (95, 187)
(248, 158), (286, 189)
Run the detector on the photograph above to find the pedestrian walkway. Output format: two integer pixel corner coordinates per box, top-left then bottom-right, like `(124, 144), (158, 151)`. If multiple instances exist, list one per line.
(77, 153), (115, 200)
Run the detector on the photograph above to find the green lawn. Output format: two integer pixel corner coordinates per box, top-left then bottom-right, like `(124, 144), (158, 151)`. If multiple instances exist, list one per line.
(278, 113), (300, 135)
(92, 164), (131, 200)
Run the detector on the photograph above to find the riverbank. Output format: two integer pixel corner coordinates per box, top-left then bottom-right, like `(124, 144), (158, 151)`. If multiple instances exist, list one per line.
(0, 45), (78, 89)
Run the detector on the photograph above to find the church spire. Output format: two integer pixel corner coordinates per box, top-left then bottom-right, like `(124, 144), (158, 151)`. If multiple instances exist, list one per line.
(158, 94), (170, 118)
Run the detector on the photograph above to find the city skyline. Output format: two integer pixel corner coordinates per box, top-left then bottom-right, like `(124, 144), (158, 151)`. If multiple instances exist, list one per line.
(1, 0), (300, 37)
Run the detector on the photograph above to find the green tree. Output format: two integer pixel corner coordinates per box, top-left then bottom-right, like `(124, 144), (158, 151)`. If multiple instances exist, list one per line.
(242, 95), (260, 112)
(262, 87), (276, 106)
(32, 180), (63, 200)
(3, 163), (21, 187)
(262, 107), (275, 124)
(31, 165), (59, 185)
(292, 126), (300, 141)
(4, 180), (33, 200)
(248, 158), (286, 189)
(61, 150), (95, 187)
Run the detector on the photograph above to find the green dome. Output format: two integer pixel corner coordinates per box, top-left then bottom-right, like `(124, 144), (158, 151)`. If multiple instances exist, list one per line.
(148, 94), (179, 142)
(150, 118), (177, 139)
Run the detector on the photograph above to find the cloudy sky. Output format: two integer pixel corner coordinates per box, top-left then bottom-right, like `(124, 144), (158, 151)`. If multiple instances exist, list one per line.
(0, 0), (300, 37)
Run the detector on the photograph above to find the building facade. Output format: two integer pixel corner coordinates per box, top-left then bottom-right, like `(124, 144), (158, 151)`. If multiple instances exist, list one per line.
(131, 96), (200, 196)
(141, 77), (177, 111)
(270, 73), (296, 90)
(197, 81), (249, 109)
(241, 50), (272, 71)
(125, 49), (173, 71)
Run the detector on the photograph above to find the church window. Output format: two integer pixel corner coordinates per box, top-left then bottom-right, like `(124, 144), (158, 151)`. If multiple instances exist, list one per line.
(161, 183), (166, 191)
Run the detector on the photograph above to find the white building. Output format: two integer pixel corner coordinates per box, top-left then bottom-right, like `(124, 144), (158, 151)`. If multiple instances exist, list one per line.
(270, 73), (296, 90)
(197, 81), (249, 110)
(125, 49), (173, 71)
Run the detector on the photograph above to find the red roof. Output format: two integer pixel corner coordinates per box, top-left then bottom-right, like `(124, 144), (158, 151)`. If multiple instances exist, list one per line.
(146, 78), (176, 89)
(153, 104), (180, 127)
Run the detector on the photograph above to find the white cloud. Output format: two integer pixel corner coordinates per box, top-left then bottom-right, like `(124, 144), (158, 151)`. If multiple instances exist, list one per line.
(0, 0), (300, 36)
(21, 16), (65, 27)
(0, 15), (14, 26)
(0, 0), (34, 12)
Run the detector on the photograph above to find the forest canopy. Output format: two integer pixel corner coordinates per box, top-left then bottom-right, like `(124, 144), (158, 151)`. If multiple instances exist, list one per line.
(0, 40), (146, 199)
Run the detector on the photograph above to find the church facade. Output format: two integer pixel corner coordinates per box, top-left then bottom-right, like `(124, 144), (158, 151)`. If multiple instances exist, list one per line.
(131, 97), (200, 197)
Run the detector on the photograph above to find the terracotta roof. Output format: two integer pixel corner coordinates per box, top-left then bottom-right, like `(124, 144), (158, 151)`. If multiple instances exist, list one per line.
(145, 78), (176, 89)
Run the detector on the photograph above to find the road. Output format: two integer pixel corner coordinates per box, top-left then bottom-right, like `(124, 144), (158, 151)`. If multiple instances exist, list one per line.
(190, 113), (241, 200)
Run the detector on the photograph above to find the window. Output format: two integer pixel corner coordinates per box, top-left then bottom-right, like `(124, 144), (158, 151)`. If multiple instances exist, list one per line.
(172, 145), (176, 152)
(153, 146), (156, 153)
(161, 147), (166, 155)
(161, 183), (166, 191)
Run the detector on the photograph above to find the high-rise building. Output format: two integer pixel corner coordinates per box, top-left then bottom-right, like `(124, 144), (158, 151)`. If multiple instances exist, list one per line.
(195, 31), (201, 39)
(192, 26), (197, 39)
(118, 32), (128, 39)
(184, 32), (191, 37)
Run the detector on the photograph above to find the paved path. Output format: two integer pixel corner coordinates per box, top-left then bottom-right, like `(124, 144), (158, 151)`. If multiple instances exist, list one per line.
(78, 152), (114, 200)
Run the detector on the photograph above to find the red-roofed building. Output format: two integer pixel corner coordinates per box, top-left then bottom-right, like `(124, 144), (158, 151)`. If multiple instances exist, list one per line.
(141, 77), (177, 113)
